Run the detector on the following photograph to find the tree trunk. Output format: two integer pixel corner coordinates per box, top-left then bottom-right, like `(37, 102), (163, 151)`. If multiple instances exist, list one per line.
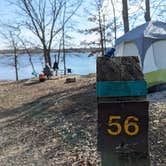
(28, 53), (36, 74)
(145, 0), (151, 22)
(103, 14), (107, 53)
(110, 0), (117, 43)
(44, 49), (52, 67)
(14, 47), (18, 81)
(122, 0), (129, 33)
(98, 9), (105, 57)
(57, 38), (62, 65)
(62, 26), (66, 75)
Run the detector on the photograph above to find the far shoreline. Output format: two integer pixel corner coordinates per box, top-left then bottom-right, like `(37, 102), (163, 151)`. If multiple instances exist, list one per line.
(0, 47), (100, 56)
(0, 73), (96, 82)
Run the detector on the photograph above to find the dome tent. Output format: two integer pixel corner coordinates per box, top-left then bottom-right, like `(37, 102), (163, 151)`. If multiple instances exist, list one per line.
(115, 21), (166, 90)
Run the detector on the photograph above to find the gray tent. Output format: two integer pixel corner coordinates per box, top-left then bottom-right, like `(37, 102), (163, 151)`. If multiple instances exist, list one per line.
(115, 21), (166, 88)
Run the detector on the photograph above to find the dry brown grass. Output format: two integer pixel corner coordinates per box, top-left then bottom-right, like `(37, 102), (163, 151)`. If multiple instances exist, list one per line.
(0, 74), (165, 166)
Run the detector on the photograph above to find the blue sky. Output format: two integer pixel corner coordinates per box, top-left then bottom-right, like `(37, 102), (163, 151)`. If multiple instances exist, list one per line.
(0, 0), (91, 49)
(0, 1), (17, 21)
(0, 0), (165, 49)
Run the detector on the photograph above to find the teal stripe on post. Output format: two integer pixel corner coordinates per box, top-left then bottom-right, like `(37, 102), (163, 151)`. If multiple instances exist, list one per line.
(97, 80), (147, 97)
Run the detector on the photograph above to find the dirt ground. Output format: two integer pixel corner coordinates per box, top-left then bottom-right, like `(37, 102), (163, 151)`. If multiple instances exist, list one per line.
(0, 74), (165, 166)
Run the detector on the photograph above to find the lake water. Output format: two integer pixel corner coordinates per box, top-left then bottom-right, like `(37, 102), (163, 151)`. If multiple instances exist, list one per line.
(0, 53), (96, 80)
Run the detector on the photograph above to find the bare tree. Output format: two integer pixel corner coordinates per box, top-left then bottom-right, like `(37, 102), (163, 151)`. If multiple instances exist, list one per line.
(110, 0), (117, 41)
(122, 0), (129, 33)
(145, 0), (151, 22)
(79, 0), (106, 57)
(18, 38), (37, 76)
(0, 26), (20, 81)
(11, 33), (19, 81)
(62, 1), (67, 75)
(13, 0), (82, 67)
(57, 36), (63, 65)
(97, 0), (105, 56)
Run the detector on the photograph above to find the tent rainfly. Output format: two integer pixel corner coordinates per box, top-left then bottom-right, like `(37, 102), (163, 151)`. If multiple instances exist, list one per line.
(115, 21), (166, 90)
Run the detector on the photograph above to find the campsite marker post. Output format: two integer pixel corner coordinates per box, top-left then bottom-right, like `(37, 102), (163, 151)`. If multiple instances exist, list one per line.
(97, 57), (150, 166)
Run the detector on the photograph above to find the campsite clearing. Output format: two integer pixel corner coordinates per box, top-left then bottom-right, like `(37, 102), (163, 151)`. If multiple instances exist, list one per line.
(0, 74), (165, 165)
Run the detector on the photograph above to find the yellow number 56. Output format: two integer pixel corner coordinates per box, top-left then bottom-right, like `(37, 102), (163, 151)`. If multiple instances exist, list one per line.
(107, 116), (139, 136)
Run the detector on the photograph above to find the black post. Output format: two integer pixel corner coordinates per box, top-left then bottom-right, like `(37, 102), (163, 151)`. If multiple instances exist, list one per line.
(97, 56), (150, 166)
